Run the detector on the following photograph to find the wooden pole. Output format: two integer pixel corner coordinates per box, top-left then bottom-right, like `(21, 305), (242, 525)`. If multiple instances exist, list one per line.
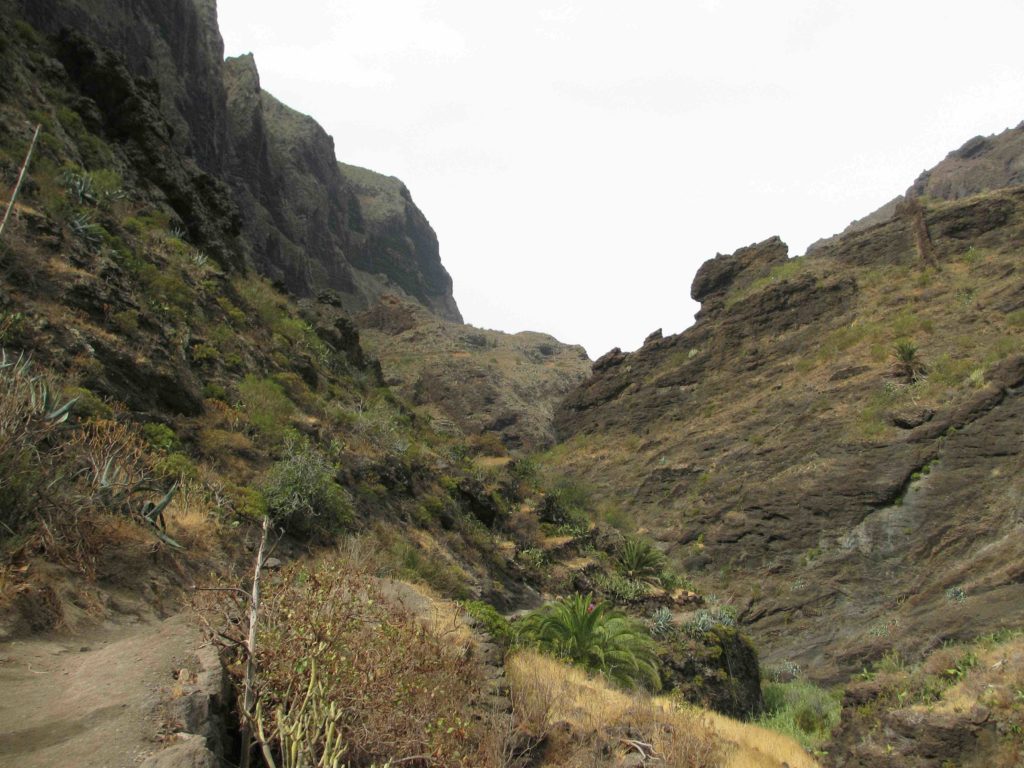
(240, 514), (271, 768)
(0, 124), (42, 241)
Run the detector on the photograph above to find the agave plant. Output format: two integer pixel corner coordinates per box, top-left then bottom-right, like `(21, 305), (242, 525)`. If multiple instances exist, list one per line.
(68, 211), (104, 249)
(618, 537), (666, 586)
(649, 606), (674, 637)
(61, 168), (97, 206)
(519, 593), (661, 691)
(0, 349), (78, 423)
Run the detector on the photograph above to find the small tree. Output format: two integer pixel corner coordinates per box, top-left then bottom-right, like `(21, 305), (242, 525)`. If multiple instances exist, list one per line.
(260, 441), (352, 535)
(519, 593), (661, 691)
(891, 340), (926, 382)
(618, 537), (666, 586)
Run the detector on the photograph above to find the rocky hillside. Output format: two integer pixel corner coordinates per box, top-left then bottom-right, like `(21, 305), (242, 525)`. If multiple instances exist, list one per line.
(553, 167), (1024, 682)
(13, 0), (461, 320)
(809, 121), (1024, 252)
(358, 294), (590, 451)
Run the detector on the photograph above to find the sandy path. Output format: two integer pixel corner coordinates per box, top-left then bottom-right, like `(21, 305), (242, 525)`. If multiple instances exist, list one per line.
(0, 614), (205, 768)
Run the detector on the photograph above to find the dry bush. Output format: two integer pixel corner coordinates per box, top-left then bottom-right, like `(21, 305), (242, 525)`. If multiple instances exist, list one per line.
(164, 482), (219, 550)
(506, 506), (544, 550)
(0, 355), (217, 575)
(0, 355), (70, 534)
(63, 418), (156, 500)
(241, 558), (492, 767)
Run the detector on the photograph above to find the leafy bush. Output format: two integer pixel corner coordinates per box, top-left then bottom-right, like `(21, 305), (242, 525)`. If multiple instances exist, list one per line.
(518, 593), (661, 691)
(649, 606), (674, 637)
(595, 572), (650, 602)
(384, 537), (472, 599)
(260, 442), (352, 534)
(0, 353), (77, 536)
(154, 452), (198, 483)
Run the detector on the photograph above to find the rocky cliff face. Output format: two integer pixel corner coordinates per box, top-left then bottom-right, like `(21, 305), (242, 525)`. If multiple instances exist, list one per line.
(554, 178), (1024, 680)
(13, 0), (462, 320)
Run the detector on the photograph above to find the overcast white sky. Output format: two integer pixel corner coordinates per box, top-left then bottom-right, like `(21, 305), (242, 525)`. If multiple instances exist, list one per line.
(216, 1), (1024, 359)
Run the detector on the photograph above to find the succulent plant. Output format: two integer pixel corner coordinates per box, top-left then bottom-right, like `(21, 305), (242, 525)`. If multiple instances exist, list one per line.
(649, 606), (674, 637)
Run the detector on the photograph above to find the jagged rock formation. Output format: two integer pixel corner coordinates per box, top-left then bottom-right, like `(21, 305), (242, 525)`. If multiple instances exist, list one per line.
(358, 294), (589, 450)
(809, 121), (1024, 253)
(13, 0), (461, 320)
(554, 177), (1024, 680)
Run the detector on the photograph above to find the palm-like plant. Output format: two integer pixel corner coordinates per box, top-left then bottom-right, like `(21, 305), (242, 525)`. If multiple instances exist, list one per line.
(519, 593), (661, 691)
(891, 340), (926, 382)
(618, 537), (666, 586)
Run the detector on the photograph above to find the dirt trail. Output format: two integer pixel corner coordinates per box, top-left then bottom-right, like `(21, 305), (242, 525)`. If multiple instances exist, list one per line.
(0, 614), (209, 768)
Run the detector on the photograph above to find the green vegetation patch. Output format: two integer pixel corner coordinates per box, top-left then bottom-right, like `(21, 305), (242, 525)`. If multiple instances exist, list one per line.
(757, 679), (841, 752)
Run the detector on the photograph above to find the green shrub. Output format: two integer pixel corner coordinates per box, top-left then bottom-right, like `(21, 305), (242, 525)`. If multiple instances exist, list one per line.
(518, 593), (661, 691)
(202, 383), (228, 401)
(537, 477), (591, 528)
(757, 680), (841, 751)
(190, 343), (218, 364)
(142, 422), (179, 453)
(110, 309), (139, 335)
(260, 442), (352, 534)
(649, 606), (674, 637)
(891, 339), (927, 382)
(216, 296), (247, 326)
(596, 572), (650, 603)
(600, 504), (635, 533)
(65, 386), (113, 421)
(463, 600), (513, 646)
(683, 605), (739, 635)
(271, 371), (314, 408)
(154, 452), (198, 483)
(385, 538), (471, 599)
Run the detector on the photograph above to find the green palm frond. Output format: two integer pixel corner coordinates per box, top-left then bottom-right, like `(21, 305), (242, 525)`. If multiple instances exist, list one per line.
(519, 593), (661, 691)
(618, 537), (666, 585)
(891, 340), (927, 381)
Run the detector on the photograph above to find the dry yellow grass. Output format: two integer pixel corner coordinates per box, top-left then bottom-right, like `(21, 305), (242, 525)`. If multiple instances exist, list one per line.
(155, 483), (225, 554)
(381, 578), (476, 650)
(540, 534), (575, 551)
(506, 650), (819, 768)
(474, 455), (512, 470)
(705, 710), (821, 768)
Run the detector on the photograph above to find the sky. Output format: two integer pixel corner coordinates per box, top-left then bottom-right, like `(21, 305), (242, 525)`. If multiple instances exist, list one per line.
(215, 1), (1024, 359)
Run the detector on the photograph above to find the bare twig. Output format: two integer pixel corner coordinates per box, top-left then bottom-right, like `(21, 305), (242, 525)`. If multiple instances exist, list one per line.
(0, 124), (41, 241)
(240, 515), (271, 768)
(192, 585), (252, 600)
